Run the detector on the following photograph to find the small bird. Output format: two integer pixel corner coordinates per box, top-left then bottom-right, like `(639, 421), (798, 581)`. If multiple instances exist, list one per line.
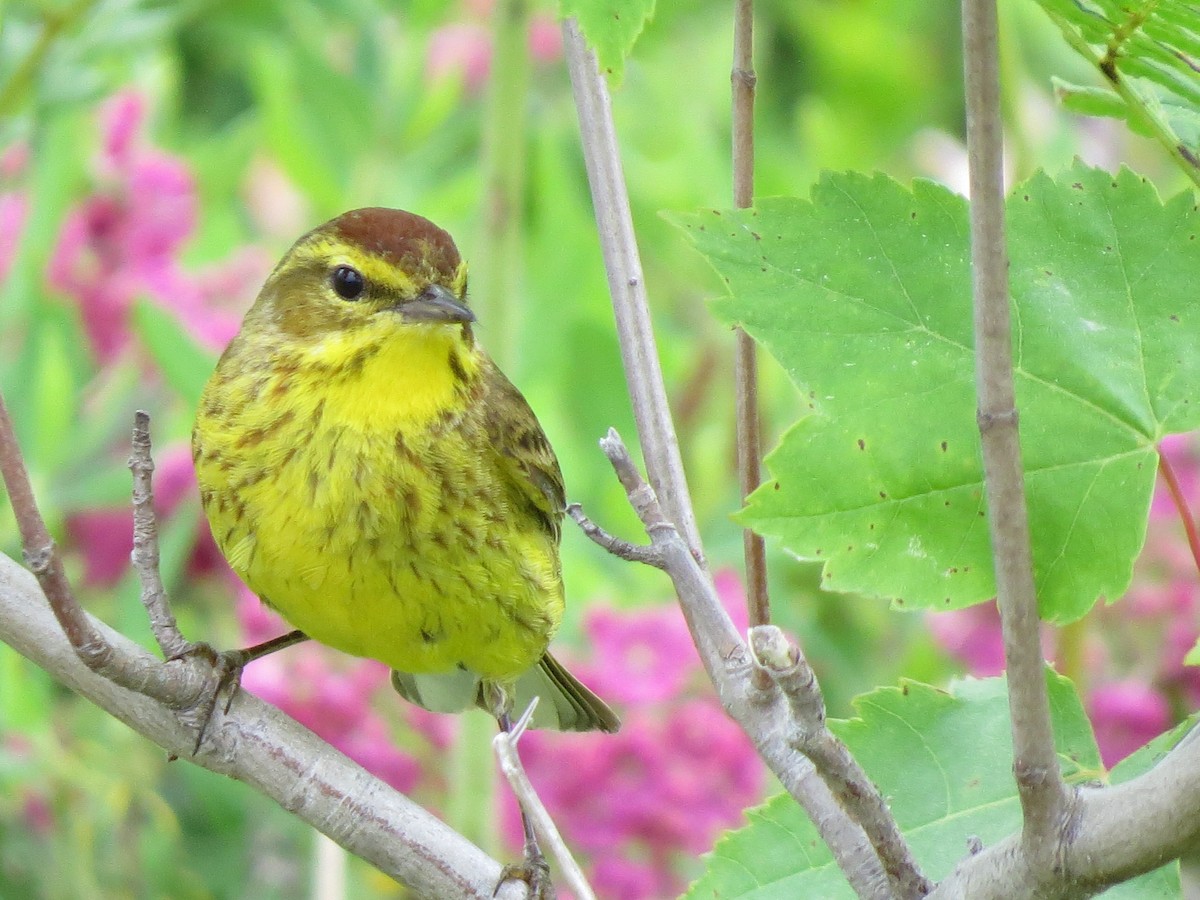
(192, 207), (619, 891)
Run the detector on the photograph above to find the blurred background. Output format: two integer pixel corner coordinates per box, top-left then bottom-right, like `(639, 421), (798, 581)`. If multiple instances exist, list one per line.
(0, 1), (1196, 897)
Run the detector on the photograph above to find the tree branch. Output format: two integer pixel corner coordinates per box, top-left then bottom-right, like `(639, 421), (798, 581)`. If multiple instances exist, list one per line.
(932, 722), (1200, 897)
(129, 410), (189, 659)
(962, 0), (1071, 862)
(565, 502), (666, 569)
(0, 552), (524, 898)
(561, 18), (704, 560)
(593, 430), (894, 900)
(494, 702), (596, 900)
(750, 625), (932, 898)
(730, 0), (770, 636)
(0, 392), (181, 702)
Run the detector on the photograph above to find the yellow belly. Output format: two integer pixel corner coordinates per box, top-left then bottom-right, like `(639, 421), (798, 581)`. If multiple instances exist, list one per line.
(194, 335), (562, 682)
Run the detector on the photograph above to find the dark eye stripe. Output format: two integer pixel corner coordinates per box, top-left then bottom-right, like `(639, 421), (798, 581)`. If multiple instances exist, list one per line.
(331, 265), (365, 300)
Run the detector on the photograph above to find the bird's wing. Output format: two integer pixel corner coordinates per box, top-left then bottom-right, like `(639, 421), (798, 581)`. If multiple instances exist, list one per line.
(480, 359), (566, 542)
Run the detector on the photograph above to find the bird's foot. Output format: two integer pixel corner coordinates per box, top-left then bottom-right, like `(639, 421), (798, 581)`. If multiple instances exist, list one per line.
(168, 641), (252, 755)
(495, 845), (555, 899)
(167, 630), (308, 754)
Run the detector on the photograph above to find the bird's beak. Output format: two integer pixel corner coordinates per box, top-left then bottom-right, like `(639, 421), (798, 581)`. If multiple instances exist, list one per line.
(398, 284), (475, 324)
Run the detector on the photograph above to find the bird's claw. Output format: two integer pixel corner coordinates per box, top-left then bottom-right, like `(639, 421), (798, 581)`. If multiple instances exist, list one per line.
(495, 846), (554, 899)
(168, 641), (249, 755)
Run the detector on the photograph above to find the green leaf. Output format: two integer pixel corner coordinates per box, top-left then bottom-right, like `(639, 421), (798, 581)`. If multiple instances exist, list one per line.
(1035, 0), (1200, 181)
(673, 164), (1200, 622)
(561, 0), (655, 82)
(686, 673), (1099, 897)
(130, 299), (216, 409)
(1186, 638), (1200, 668)
(1052, 77), (1146, 132)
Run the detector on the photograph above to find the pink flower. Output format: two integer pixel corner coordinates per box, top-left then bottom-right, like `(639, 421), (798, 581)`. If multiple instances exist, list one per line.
(0, 191), (28, 284)
(46, 90), (265, 362)
(1088, 680), (1171, 767)
(426, 24), (493, 93)
(527, 14), (563, 64)
(927, 602), (1007, 677)
(501, 577), (764, 899)
(425, 4), (565, 94)
(575, 605), (697, 705)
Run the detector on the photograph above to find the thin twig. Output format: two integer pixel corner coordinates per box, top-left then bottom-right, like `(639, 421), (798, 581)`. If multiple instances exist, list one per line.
(0, 390), (177, 693)
(750, 626), (932, 899)
(494, 701), (596, 900)
(593, 430), (893, 899)
(1158, 448), (1200, 576)
(565, 503), (666, 569)
(962, 0), (1071, 859)
(731, 0), (770, 639)
(129, 410), (188, 658)
(561, 18), (704, 561)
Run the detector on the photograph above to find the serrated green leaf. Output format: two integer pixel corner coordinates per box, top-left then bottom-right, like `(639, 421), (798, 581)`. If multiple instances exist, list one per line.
(561, 0), (655, 82)
(672, 164), (1200, 622)
(130, 299), (216, 409)
(686, 673), (1098, 897)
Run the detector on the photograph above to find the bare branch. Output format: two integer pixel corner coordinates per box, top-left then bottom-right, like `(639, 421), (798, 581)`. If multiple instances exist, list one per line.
(0, 552), (525, 899)
(731, 0), (770, 637)
(565, 503), (666, 569)
(962, 0), (1071, 855)
(592, 430), (893, 900)
(750, 626), (932, 899)
(561, 18), (704, 561)
(129, 410), (189, 659)
(932, 723), (1200, 898)
(0, 392), (185, 704)
(495, 702), (596, 900)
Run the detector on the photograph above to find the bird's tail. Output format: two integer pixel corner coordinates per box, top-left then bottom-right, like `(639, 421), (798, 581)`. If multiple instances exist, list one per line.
(390, 652), (620, 733)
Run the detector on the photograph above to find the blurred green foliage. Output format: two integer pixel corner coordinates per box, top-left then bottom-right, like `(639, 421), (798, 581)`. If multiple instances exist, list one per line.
(0, 0), (1188, 896)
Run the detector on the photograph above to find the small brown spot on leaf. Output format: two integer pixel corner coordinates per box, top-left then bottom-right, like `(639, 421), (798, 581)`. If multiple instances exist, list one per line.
(857, 438), (866, 450)
(879, 491), (887, 499)
(940, 440), (948, 451)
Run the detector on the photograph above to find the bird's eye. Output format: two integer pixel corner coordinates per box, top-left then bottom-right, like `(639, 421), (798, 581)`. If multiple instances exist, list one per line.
(331, 265), (365, 300)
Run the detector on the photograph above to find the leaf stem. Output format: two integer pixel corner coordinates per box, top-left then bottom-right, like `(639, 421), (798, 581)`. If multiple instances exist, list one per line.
(962, 0), (1072, 859)
(1158, 446), (1200, 576)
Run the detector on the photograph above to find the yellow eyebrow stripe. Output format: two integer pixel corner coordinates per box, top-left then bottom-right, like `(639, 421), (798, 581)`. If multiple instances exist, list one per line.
(277, 237), (467, 298)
